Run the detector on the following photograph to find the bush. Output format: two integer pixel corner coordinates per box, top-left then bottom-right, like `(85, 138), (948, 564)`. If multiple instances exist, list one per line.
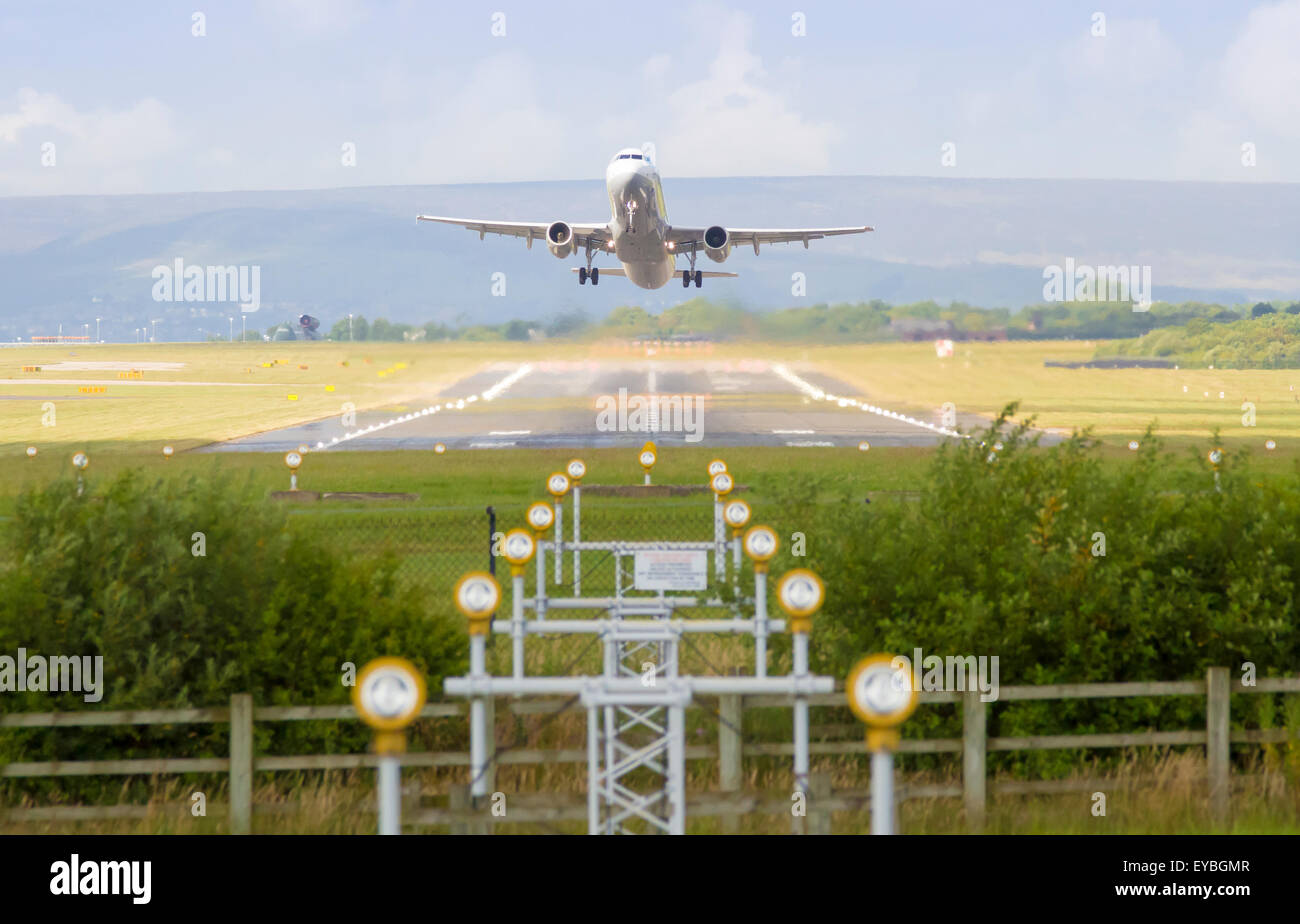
(0, 469), (464, 798)
(784, 409), (1300, 772)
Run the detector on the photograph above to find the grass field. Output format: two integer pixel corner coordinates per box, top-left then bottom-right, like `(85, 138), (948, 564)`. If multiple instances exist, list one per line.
(4, 339), (1297, 461)
(789, 340), (1300, 447)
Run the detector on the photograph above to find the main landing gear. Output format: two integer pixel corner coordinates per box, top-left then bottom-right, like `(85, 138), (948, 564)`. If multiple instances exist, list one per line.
(681, 243), (702, 287)
(579, 243), (600, 285)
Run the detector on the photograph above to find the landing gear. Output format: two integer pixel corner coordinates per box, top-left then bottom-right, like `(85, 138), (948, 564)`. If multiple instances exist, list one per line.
(579, 244), (600, 285)
(681, 243), (703, 288)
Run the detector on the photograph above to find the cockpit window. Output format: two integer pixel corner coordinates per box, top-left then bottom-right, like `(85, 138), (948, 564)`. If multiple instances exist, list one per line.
(617, 153), (643, 160)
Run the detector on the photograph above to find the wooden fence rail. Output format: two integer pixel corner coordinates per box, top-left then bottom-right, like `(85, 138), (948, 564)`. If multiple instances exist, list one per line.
(2, 667), (1297, 832)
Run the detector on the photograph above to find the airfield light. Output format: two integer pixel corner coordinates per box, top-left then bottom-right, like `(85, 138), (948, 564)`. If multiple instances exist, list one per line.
(846, 652), (920, 835)
(1208, 448), (1224, 468)
(567, 459), (587, 481)
(993, 441), (1004, 452)
(501, 529), (536, 573)
(25, 446), (36, 459)
(72, 451), (89, 497)
(352, 656), (427, 835)
(546, 472), (571, 497)
(707, 459), (727, 477)
(1266, 439), (1277, 451)
(162, 445), (174, 459)
(284, 450), (302, 491)
(1127, 440), (1140, 451)
(526, 501), (555, 534)
(743, 525), (779, 571)
(723, 499), (751, 533)
(454, 571), (502, 627)
(710, 471), (734, 496)
(776, 568), (825, 627)
(434, 443), (447, 454)
(639, 441), (657, 485)
(858, 441), (870, 452)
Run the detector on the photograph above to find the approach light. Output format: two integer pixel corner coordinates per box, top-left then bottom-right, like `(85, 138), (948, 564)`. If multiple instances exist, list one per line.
(546, 472), (571, 497)
(353, 657), (427, 732)
(846, 654), (919, 729)
(501, 529), (537, 567)
(707, 459), (728, 477)
(710, 472), (734, 496)
(776, 568), (825, 618)
(454, 571), (502, 622)
(567, 459), (587, 481)
(743, 525), (779, 564)
(526, 501), (555, 533)
(723, 499), (752, 531)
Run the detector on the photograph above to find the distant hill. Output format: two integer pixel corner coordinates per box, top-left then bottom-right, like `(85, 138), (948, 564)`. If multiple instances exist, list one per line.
(1, 176), (1297, 341)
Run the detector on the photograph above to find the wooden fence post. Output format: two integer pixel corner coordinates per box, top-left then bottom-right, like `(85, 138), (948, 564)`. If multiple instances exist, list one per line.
(228, 693), (253, 835)
(963, 690), (986, 832)
(808, 771), (832, 835)
(1206, 666), (1230, 824)
(718, 692), (742, 834)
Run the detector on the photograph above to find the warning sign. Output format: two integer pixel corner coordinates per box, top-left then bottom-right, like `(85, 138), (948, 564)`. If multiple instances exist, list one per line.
(633, 549), (708, 591)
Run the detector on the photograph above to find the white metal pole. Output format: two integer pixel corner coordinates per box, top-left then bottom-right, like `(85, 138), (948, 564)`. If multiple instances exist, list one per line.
(732, 534), (741, 572)
(668, 703), (686, 835)
(713, 497), (724, 580)
(587, 706), (601, 835)
(572, 486), (581, 595)
(536, 540), (547, 621)
(377, 755), (401, 834)
(511, 573), (525, 680)
(871, 749), (894, 835)
(554, 501), (563, 585)
(754, 571), (768, 677)
(793, 631), (809, 796)
(470, 635), (489, 797)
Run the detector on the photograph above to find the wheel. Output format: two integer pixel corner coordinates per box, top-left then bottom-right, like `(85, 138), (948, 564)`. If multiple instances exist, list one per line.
(682, 270), (690, 287)
(694, 270), (702, 288)
(591, 267), (599, 285)
(578, 267), (587, 284)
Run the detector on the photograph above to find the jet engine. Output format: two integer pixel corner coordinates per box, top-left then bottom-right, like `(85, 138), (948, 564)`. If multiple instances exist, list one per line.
(298, 314), (321, 340)
(704, 225), (730, 262)
(547, 221), (575, 259)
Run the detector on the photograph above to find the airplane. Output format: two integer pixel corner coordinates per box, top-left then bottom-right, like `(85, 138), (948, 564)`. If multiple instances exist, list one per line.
(417, 148), (872, 289)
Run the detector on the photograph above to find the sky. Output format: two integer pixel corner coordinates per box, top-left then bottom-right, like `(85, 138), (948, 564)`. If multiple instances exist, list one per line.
(1, 0), (1298, 196)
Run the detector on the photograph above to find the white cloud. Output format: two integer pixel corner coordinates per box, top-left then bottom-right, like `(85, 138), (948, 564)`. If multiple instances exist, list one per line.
(657, 12), (838, 177)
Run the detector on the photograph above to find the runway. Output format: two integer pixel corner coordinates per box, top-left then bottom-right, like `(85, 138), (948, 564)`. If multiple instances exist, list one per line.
(200, 358), (998, 453)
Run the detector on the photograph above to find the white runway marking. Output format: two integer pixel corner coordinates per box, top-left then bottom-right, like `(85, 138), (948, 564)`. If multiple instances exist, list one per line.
(470, 441), (517, 448)
(317, 363), (533, 450)
(786, 440), (835, 447)
(772, 364), (967, 439)
(488, 430), (532, 435)
(772, 428), (815, 434)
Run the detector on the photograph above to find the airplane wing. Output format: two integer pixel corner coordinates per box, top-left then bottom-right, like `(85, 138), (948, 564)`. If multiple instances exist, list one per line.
(416, 215), (611, 250)
(665, 225), (872, 254)
(570, 267), (738, 278)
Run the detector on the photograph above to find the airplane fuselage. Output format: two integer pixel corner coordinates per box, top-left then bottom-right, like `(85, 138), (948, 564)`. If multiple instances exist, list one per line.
(605, 150), (676, 288)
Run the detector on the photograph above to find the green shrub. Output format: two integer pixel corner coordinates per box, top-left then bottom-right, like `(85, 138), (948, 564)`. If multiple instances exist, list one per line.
(0, 469), (464, 799)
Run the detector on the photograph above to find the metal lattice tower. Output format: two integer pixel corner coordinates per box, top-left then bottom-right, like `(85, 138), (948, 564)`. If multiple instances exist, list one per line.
(445, 468), (833, 834)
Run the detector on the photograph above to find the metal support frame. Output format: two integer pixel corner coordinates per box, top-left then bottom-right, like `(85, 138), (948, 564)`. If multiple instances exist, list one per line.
(445, 487), (832, 834)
